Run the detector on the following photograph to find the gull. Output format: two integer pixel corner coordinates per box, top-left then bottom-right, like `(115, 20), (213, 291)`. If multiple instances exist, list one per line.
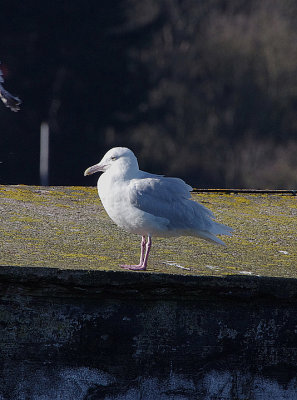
(0, 63), (21, 112)
(84, 147), (233, 271)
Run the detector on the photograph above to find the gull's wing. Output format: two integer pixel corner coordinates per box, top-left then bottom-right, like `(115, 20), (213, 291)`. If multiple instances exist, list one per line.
(0, 66), (21, 112)
(128, 175), (214, 232)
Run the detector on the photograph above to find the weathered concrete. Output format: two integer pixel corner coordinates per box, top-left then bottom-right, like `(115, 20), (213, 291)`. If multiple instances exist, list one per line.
(0, 185), (297, 399)
(0, 267), (297, 399)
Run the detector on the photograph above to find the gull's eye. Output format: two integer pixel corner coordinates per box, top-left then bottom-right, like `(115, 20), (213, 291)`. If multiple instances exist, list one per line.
(111, 156), (117, 161)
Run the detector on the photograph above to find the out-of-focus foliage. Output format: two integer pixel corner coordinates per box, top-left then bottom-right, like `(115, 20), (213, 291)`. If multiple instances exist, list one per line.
(1, 0), (297, 188)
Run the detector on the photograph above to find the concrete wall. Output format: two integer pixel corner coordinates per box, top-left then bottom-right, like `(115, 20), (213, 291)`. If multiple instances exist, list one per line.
(0, 267), (297, 399)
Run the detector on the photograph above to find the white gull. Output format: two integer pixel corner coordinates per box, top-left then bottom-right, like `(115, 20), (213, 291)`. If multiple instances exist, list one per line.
(84, 147), (233, 271)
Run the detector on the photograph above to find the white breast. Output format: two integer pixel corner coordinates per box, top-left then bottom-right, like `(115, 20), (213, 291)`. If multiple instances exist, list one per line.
(97, 173), (169, 236)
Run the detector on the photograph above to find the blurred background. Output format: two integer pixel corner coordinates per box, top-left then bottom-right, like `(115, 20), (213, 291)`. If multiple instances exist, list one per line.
(1, 0), (297, 189)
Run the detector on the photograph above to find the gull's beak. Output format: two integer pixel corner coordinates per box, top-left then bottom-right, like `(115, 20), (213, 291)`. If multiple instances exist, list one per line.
(84, 163), (105, 176)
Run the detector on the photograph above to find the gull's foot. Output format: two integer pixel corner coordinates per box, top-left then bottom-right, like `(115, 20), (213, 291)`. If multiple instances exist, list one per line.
(120, 264), (146, 271)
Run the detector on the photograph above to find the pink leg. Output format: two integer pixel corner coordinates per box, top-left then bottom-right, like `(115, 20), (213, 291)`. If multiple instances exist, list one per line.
(139, 235), (146, 265)
(141, 235), (151, 270)
(121, 235), (151, 271)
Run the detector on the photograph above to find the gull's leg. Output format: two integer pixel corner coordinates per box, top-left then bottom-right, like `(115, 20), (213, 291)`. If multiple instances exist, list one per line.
(121, 235), (150, 271)
(139, 235), (146, 265)
(141, 235), (151, 270)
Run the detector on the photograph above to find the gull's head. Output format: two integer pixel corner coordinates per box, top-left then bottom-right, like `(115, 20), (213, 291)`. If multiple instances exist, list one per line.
(84, 147), (139, 177)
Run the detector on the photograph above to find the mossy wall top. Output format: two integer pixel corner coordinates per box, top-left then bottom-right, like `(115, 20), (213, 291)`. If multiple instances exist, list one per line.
(0, 185), (296, 277)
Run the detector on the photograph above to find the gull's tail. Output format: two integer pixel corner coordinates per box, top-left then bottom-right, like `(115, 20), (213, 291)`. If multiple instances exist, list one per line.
(196, 221), (233, 246)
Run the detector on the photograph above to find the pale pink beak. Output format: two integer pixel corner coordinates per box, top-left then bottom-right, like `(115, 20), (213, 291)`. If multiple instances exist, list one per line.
(84, 163), (105, 176)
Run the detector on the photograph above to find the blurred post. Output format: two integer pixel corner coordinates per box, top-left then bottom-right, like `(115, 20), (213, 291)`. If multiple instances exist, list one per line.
(40, 122), (49, 186)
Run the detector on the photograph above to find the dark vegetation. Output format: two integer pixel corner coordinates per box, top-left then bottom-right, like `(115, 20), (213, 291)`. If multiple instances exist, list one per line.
(0, 0), (297, 188)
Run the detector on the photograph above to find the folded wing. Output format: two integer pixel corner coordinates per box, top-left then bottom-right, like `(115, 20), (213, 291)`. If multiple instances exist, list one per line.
(129, 175), (215, 230)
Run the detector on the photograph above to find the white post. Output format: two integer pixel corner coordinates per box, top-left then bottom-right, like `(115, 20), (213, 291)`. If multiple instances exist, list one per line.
(40, 122), (49, 186)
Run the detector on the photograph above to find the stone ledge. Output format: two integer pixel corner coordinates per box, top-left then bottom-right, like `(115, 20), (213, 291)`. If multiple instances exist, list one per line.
(1, 265), (297, 301)
(0, 185), (296, 277)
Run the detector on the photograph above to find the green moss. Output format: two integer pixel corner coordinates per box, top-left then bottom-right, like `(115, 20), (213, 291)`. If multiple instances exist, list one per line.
(0, 185), (296, 277)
